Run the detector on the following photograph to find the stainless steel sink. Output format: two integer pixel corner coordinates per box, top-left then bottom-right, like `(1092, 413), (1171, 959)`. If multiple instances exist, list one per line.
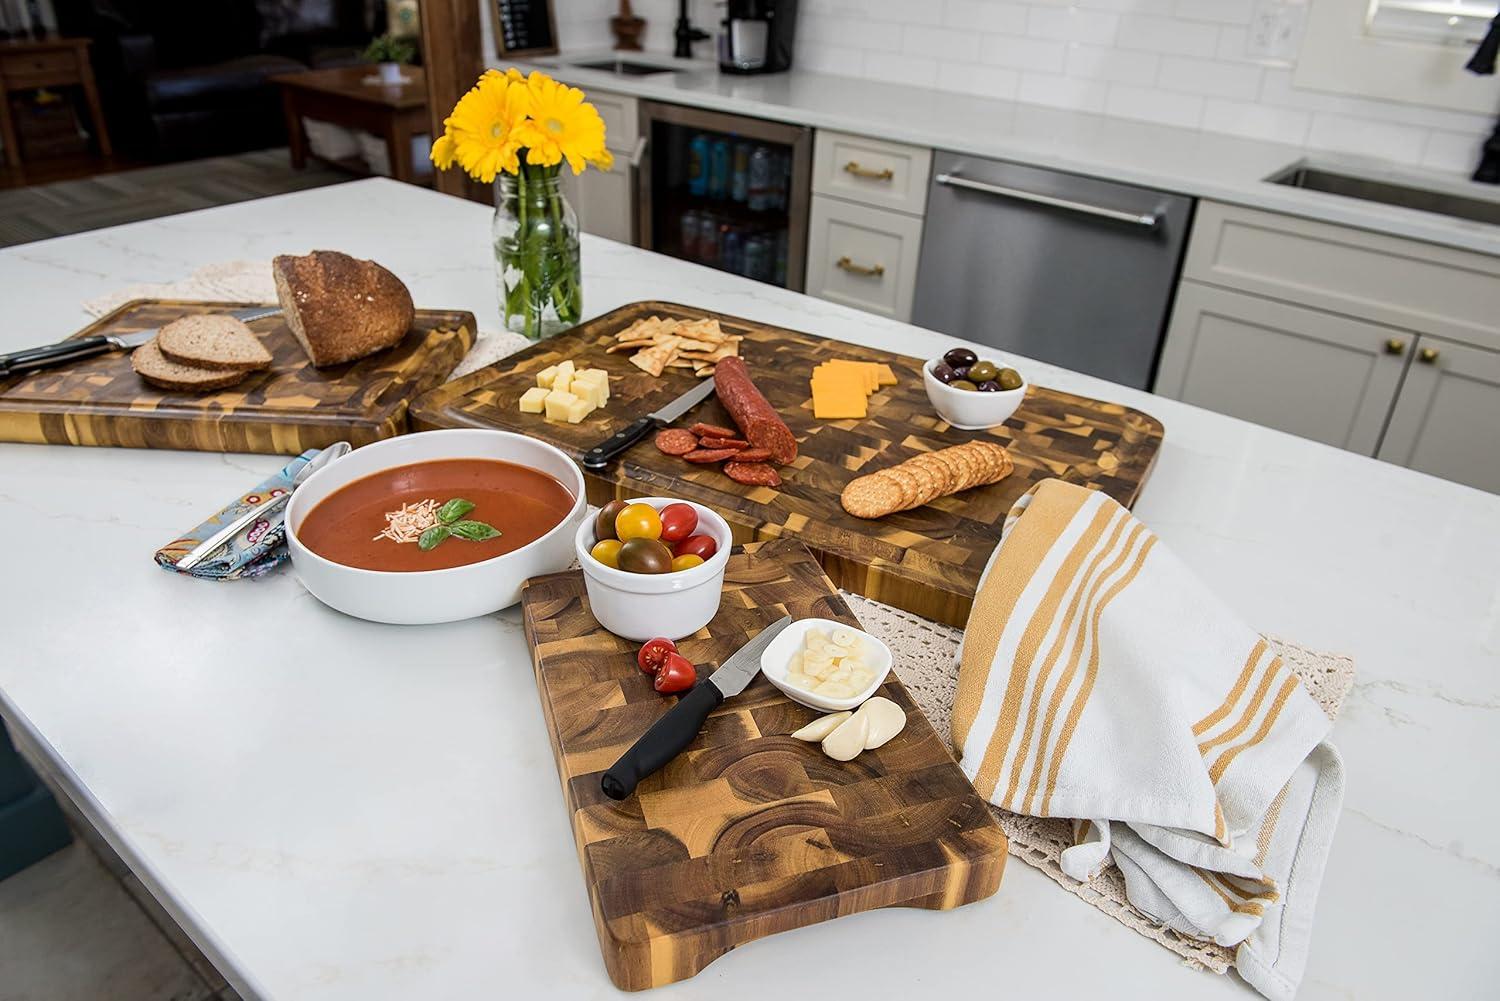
(1268, 162), (1500, 226)
(565, 58), (678, 76)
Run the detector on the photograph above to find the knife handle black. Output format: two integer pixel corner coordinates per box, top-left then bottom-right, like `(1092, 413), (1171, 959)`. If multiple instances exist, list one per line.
(601, 682), (723, 800)
(0, 335), (113, 378)
(581, 415), (658, 472)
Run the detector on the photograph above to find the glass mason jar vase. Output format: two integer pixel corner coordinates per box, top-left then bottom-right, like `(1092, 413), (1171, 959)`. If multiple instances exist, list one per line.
(492, 167), (582, 340)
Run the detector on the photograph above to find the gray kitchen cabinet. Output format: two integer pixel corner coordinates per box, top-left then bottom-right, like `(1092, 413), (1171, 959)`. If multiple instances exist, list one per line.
(1378, 337), (1500, 494)
(559, 88), (638, 245)
(1157, 282), (1411, 454)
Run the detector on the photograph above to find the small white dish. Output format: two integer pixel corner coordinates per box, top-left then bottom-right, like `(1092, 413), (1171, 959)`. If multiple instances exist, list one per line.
(923, 358), (1027, 430)
(575, 497), (732, 642)
(759, 617), (892, 712)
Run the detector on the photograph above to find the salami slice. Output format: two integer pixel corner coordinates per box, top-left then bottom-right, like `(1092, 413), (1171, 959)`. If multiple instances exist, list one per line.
(682, 447), (741, 463)
(654, 429), (699, 456)
(713, 357), (797, 464)
(689, 422), (738, 439)
(698, 437), (748, 449)
(733, 447), (773, 463)
(724, 461), (782, 487)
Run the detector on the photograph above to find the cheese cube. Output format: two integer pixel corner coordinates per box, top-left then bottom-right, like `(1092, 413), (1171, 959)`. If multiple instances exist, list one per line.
(561, 395), (595, 423)
(574, 368), (609, 401)
(544, 388), (579, 421)
(536, 364), (560, 389)
(572, 378), (606, 408)
(518, 386), (550, 413)
(555, 360), (575, 385)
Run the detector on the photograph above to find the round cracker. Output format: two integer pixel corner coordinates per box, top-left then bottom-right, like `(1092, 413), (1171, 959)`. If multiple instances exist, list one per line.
(841, 474), (902, 519)
(881, 467), (920, 510)
(901, 460), (940, 508)
(908, 452), (955, 495)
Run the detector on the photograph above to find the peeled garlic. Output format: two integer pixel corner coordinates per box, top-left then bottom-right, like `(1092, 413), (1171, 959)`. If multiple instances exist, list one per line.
(791, 711), (851, 742)
(857, 696), (906, 749)
(821, 711), (871, 761)
(818, 696), (907, 761)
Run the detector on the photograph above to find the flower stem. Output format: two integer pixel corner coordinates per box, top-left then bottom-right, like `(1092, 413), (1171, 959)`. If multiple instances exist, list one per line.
(516, 164), (534, 340)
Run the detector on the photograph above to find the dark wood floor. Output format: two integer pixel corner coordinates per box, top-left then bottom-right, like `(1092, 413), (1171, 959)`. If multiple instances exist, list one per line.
(0, 149), (350, 248)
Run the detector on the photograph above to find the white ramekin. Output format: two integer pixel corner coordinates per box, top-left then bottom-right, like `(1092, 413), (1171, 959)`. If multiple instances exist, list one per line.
(575, 497), (732, 642)
(758, 617), (892, 712)
(923, 358), (1028, 430)
(285, 429), (588, 625)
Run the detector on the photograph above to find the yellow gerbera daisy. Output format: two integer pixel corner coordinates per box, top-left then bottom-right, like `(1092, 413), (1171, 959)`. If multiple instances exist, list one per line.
(517, 71), (611, 175)
(437, 73), (532, 182)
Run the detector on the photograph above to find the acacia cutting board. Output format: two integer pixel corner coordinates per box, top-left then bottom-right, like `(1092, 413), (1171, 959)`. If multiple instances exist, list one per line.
(413, 300), (1163, 626)
(0, 299), (475, 454)
(521, 538), (1007, 991)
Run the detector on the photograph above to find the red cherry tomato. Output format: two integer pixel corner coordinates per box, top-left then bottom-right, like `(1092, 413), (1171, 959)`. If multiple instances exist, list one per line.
(637, 637), (676, 675)
(652, 652), (697, 694)
(672, 534), (718, 562)
(658, 502), (699, 544)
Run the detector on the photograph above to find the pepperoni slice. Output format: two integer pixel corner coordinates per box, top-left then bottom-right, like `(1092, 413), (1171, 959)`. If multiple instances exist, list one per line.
(654, 429), (699, 456)
(682, 448), (742, 463)
(689, 422), (738, 439)
(724, 461), (782, 487)
(733, 447), (773, 463)
(698, 437), (748, 449)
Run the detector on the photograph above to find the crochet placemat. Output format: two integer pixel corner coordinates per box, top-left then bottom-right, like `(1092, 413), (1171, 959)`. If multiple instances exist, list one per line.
(843, 591), (1356, 975)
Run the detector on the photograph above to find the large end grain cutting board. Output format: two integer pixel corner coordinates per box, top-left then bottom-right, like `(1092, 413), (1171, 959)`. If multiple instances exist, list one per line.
(414, 300), (1162, 626)
(522, 538), (1007, 991)
(0, 299), (475, 454)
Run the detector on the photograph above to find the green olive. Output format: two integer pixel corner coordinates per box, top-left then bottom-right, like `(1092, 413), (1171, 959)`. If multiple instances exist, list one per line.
(951, 379), (978, 392)
(968, 360), (999, 383)
(997, 368), (1023, 391)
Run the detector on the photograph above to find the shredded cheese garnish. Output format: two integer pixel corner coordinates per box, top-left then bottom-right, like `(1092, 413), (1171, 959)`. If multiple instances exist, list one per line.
(373, 498), (441, 544)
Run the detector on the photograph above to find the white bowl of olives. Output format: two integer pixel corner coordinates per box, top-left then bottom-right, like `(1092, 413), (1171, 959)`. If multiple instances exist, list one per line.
(924, 347), (1027, 430)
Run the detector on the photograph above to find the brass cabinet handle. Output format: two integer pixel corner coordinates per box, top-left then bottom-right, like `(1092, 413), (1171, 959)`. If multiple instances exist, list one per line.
(1384, 338), (1406, 356)
(843, 161), (894, 181)
(1419, 347), (1440, 364)
(835, 255), (885, 277)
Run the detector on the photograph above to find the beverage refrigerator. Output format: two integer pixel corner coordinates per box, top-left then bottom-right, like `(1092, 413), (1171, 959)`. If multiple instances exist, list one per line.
(636, 100), (812, 291)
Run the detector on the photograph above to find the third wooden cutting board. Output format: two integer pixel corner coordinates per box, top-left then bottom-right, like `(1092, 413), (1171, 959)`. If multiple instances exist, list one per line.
(411, 301), (1163, 627)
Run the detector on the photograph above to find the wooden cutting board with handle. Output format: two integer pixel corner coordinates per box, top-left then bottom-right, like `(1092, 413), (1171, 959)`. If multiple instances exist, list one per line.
(0, 298), (475, 454)
(414, 300), (1163, 627)
(522, 538), (1007, 991)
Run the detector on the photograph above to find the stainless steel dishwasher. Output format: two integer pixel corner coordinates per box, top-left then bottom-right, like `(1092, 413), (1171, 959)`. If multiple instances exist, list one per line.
(911, 151), (1193, 389)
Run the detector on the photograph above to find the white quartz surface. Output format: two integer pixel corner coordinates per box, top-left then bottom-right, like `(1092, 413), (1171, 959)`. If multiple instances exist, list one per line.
(1, 180), (1497, 1000)
(515, 51), (1500, 258)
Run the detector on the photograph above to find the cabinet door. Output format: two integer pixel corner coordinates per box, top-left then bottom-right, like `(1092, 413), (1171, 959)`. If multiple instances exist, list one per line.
(1157, 282), (1410, 454)
(563, 164), (635, 245)
(1378, 337), (1500, 494)
(805, 196), (923, 321)
(812, 130), (932, 215)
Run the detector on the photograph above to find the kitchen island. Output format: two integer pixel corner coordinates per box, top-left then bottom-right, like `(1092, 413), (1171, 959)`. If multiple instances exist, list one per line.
(0, 179), (1496, 1000)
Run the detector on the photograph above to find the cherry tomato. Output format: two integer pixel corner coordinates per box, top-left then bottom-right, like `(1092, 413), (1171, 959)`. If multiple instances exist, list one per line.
(652, 652), (697, 694)
(672, 534), (718, 562)
(637, 637), (676, 675)
(658, 502), (699, 543)
(594, 500), (628, 541)
(589, 538), (623, 569)
(618, 538), (673, 574)
(615, 502), (663, 542)
(670, 553), (705, 572)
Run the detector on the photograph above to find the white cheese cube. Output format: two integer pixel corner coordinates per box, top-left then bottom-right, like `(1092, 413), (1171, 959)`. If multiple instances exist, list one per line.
(561, 396), (595, 423)
(575, 369), (610, 402)
(544, 389), (579, 421)
(555, 360), (575, 385)
(536, 364), (559, 389)
(572, 378), (606, 408)
(518, 386), (550, 413)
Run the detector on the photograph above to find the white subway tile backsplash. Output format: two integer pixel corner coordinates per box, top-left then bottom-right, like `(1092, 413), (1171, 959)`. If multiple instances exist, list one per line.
(979, 34), (1069, 73)
(1105, 83), (1204, 128)
(1017, 72), (1110, 112)
(936, 62), (1022, 101)
(798, 43), (867, 77)
(1027, 7), (1120, 45)
(1421, 131), (1482, 174)
(1064, 44), (1160, 85)
(902, 25), (983, 61)
(1157, 55), (1262, 100)
(863, 50), (940, 87)
(1307, 113), (1430, 166)
(1201, 98), (1310, 145)
(944, 0), (1030, 35)
(1115, 14), (1221, 55)
(1171, 0), (1252, 25)
(800, 14), (904, 52)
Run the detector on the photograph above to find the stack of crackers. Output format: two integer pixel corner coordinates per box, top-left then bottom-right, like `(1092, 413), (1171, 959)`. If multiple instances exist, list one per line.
(606, 315), (742, 378)
(840, 441), (1015, 519)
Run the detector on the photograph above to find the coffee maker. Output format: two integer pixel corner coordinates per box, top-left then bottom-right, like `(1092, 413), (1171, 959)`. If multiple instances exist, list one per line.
(719, 0), (798, 75)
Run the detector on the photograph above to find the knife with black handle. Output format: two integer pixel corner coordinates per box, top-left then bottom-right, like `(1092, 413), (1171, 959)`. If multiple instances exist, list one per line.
(601, 615), (792, 800)
(581, 376), (717, 472)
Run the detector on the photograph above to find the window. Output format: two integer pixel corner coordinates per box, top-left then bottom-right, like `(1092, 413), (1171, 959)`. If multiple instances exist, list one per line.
(1366, 0), (1500, 47)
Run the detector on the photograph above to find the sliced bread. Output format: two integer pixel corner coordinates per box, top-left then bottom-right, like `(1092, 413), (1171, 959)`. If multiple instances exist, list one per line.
(157, 314), (272, 372)
(131, 338), (248, 393)
(273, 250), (415, 367)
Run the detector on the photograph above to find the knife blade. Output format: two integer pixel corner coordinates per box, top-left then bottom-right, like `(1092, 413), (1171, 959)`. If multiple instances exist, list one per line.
(600, 614), (793, 800)
(580, 376), (717, 472)
(0, 306), (282, 379)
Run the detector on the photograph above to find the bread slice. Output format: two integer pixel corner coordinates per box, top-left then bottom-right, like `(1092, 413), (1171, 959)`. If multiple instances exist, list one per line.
(273, 250), (415, 367)
(131, 338), (248, 393)
(157, 314), (272, 372)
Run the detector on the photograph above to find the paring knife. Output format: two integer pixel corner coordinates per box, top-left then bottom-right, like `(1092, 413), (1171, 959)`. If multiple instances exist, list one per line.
(0, 306), (282, 379)
(580, 376), (717, 472)
(600, 614), (793, 800)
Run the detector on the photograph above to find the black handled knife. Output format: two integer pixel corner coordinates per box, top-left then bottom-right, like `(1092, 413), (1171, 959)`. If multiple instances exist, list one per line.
(0, 306), (282, 379)
(601, 614), (793, 800)
(581, 376), (717, 472)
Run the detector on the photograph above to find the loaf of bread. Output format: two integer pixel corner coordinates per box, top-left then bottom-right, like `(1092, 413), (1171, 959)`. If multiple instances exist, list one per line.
(157, 314), (272, 372)
(273, 250), (414, 367)
(131, 339), (249, 392)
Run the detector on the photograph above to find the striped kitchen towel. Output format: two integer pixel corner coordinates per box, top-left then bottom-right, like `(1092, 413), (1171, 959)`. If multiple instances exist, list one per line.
(953, 479), (1344, 1001)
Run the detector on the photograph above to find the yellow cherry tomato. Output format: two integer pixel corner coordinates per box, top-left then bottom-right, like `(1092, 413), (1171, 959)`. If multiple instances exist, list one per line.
(614, 502), (663, 542)
(590, 538), (623, 569)
(671, 553), (705, 572)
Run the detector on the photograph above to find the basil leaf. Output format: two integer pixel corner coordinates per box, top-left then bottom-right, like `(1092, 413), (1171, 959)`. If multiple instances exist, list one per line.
(438, 498), (475, 524)
(418, 525), (452, 550)
(449, 519), (501, 542)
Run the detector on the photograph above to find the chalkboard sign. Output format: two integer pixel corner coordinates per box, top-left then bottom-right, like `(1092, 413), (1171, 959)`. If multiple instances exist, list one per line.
(492, 0), (557, 58)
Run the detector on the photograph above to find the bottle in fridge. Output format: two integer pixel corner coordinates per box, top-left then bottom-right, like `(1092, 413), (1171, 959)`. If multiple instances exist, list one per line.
(731, 140), (751, 202)
(708, 137), (731, 199)
(687, 133), (709, 196)
(747, 145), (772, 211)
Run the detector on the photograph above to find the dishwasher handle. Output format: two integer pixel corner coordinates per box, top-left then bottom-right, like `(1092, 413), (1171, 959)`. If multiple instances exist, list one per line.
(935, 171), (1161, 230)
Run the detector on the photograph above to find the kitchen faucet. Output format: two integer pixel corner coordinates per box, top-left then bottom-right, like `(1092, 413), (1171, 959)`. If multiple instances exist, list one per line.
(674, 0), (710, 58)
(1466, 14), (1500, 183)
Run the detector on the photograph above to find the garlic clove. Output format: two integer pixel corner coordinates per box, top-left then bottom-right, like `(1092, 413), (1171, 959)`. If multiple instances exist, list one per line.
(791, 711), (851, 742)
(821, 712), (872, 761)
(857, 696), (907, 749)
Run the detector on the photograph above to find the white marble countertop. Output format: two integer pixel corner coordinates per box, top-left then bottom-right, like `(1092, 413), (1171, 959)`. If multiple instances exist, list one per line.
(511, 51), (1500, 258)
(1, 179), (1497, 1000)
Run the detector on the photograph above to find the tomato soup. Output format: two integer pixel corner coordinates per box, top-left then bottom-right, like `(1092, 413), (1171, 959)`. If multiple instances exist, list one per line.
(298, 458), (574, 572)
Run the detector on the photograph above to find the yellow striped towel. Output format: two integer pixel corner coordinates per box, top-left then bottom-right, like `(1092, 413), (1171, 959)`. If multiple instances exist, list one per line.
(954, 480), (1344, 1001)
